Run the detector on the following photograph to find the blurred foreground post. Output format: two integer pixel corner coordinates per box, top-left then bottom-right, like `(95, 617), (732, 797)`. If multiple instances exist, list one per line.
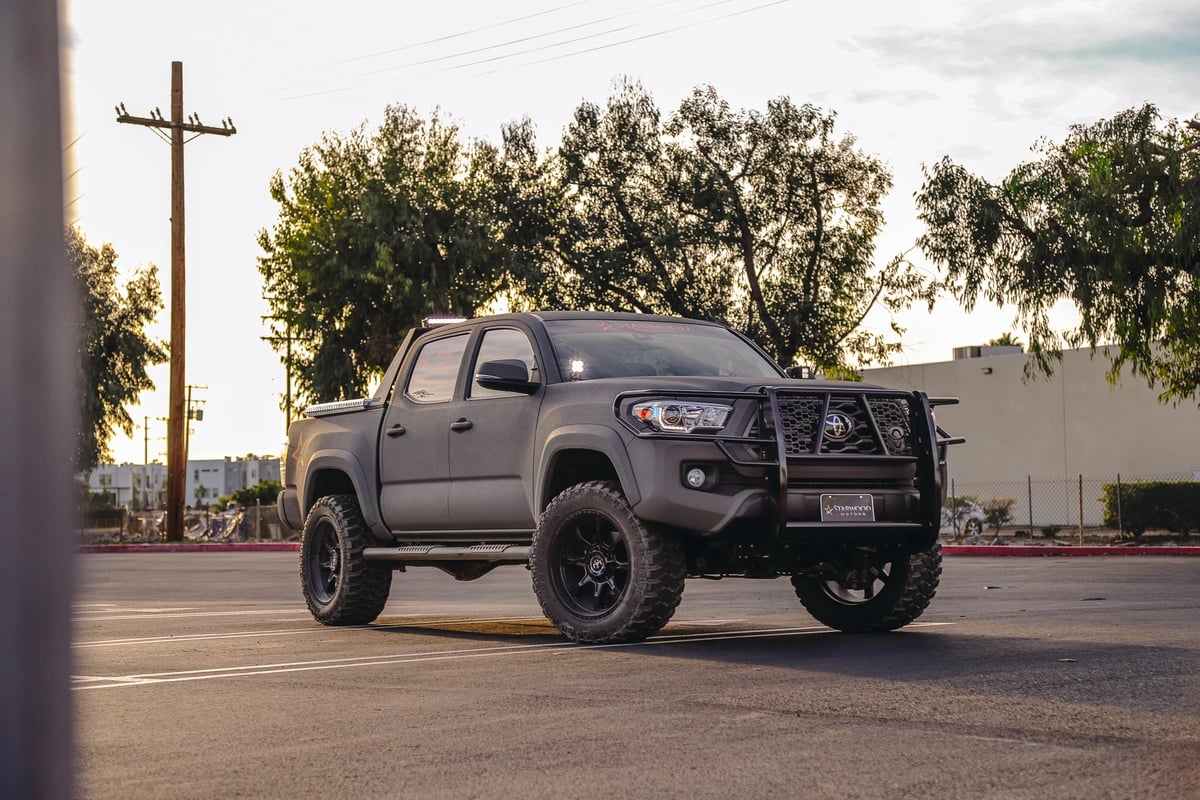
(0, 0), (76, 797)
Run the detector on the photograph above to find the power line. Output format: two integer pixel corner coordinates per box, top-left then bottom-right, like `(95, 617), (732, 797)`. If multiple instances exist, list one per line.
(329, 0), (590, 66)
(62, 131), (86, 152)
(276, 0), (596, 99)
(358, 0), (690, 77)
(275, 0), (703, 103)
(487, 0), (793, 71)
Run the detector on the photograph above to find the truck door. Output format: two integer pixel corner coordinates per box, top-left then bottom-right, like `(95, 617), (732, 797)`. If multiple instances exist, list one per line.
(378, 332), (469, 533)
(447, 326), (544, 532)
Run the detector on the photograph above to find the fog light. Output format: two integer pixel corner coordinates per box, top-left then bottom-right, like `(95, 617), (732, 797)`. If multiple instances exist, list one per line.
(685, 468), (706, 489)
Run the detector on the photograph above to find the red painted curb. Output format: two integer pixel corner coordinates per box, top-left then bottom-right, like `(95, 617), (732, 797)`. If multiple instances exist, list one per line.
(942, 545), (1200, 557)
(78, 543), (1200, 556)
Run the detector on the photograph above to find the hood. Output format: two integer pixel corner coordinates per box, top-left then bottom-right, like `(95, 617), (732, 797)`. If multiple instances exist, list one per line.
(561, 375), (889, 395)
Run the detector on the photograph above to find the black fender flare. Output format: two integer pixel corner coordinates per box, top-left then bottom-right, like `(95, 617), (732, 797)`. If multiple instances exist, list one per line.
(535, 425), (640, 511)
(300, 449), (388, 539)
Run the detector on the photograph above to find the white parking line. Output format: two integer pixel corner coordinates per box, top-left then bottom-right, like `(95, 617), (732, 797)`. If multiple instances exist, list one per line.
(74, 616), (551, 648)
(73, 608), (300, 622)
(76, 627), (319, 648)
(76, 607), (199, 614)
(72, 622), (952, 691)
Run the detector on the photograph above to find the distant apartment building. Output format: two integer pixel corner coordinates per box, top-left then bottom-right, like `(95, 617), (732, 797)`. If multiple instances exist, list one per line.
(82, 456), (280, 510)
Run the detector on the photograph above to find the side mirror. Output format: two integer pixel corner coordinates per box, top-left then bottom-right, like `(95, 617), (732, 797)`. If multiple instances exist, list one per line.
(475, 359), (539, 395)
(786, 366), (814, 379)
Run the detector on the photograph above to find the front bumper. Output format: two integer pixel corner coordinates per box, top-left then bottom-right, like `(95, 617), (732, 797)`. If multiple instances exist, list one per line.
(617, 387), (958, 543)
(277, 488), (303, 532)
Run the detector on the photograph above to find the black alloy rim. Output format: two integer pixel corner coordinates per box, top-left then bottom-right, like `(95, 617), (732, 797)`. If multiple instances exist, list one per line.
(550, 511), (630, 618)
(308, 519), (340, 603)
(820, 558), (894, 606)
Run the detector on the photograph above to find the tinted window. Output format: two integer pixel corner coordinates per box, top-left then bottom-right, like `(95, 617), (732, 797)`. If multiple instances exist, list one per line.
(470, 328), (540, 399)
(405, 334), (469, 403)
(544, 319), (781, 380)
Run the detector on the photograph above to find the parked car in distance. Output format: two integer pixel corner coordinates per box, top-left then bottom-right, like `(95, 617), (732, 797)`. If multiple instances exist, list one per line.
(941, 496), (984, 538)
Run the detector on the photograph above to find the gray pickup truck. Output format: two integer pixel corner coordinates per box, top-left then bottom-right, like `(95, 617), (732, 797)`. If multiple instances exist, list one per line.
(278, 311), (961, 644)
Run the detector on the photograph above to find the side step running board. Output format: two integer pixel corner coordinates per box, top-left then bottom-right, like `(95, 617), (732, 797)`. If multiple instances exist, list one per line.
(363, 544), (531, 563)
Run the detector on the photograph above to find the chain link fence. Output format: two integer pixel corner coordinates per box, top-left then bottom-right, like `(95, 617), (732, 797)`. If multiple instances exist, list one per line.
(81, 474), (1199, 544)
(945, 472), (1200, 541)
(81, 503), (293, 544)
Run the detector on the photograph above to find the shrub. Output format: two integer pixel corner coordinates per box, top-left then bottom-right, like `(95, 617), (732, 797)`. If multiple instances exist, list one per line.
(230, 480), (282, 507)
(1102, 481), (1200, 537)
(982, 497), (1016, 534)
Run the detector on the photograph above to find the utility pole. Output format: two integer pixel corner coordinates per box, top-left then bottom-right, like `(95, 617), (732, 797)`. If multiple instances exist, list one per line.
(261, 308), (299, 435)
(143, 415), (151, 511)
(185, 383), (208, 467)
(117, 61), (236, 542)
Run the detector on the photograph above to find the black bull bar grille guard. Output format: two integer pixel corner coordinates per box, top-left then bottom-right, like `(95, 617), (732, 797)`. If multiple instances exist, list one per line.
(615, 387), (963, 537)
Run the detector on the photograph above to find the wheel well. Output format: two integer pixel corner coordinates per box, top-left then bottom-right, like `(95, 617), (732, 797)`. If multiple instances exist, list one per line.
(543, 449), (620, 509)
(306, 469), (357, 511)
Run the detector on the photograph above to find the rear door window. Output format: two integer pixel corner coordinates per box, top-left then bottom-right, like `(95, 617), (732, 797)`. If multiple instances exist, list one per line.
(405, 333), (469, 403)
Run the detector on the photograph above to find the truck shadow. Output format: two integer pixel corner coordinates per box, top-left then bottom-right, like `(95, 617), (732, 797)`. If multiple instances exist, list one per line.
(364, 614), (1196, 719)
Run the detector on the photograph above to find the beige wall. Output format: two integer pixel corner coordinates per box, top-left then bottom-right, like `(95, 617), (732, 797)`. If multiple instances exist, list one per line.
(864, 347), (1200, 484)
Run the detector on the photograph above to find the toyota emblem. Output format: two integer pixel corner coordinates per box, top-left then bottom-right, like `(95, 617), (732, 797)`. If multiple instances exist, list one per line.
(824, 412), (853, 441)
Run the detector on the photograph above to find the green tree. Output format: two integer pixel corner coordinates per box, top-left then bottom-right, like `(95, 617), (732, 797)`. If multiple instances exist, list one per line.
(671, 86), (930, 370)
(498, 80), (929, 370)
(916, 104), (1200, 402)
(481, 117), (568, 312)
(229, 480), (282, 507)
(258, 105), (510, 406)
(69, 226), (168, 471)
(544, 80), (736, 324)
(986, 332), (1023, 349)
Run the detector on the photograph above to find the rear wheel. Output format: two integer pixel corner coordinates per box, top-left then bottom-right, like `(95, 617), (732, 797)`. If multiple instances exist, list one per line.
(531, 481), (685, 644)
(791, 542), (941, 632)
(301, 494), (391, 625)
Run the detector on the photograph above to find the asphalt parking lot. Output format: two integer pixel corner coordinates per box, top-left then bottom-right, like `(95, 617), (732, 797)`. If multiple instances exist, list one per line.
(75, 553), (1200, 800)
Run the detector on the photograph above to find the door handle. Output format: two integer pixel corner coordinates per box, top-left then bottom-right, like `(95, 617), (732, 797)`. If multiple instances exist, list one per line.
(449, 418), (473, 432)
(385, 424), (406, 438)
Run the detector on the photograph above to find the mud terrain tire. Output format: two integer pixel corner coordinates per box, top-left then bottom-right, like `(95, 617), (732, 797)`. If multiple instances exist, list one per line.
(791, 542), (942, 632)
(531, 481), (685, 644)
(301, 494), (392, 625)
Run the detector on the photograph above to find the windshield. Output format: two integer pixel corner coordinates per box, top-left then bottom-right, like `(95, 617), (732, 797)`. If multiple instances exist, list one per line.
(544, 318), (782, 381)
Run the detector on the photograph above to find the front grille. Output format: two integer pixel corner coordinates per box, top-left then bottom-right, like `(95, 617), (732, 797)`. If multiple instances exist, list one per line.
(774, 393), (916, 457)
(867, 398), (914, 456)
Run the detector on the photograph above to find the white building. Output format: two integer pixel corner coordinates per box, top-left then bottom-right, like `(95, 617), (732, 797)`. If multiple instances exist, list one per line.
(83, 456), (280, 510)
(863, 345), (1200, 527)
(84, 463), (167, 510)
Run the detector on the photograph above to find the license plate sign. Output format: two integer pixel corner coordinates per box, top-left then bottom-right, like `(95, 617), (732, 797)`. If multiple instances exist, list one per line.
(820, 494), (875, 522)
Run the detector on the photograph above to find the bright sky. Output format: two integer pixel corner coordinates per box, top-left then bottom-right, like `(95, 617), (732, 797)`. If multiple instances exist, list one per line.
(63, 0), (1199, 465)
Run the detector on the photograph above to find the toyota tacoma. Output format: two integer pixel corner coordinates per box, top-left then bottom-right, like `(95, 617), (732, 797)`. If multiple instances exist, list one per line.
(278, 312), (961, 644)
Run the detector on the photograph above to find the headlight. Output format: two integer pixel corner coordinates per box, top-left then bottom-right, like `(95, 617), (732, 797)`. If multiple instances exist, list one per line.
(631, 401), (732, 433)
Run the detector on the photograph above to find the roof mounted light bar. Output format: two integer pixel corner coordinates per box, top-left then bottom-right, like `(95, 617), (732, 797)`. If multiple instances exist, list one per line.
(423, 315), (468, 327)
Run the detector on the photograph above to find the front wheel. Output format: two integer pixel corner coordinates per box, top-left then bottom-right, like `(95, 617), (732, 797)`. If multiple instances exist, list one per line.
(531, 481), (685, 644)
(301, 494), (392, 625)
(791, 542), (941, 632)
